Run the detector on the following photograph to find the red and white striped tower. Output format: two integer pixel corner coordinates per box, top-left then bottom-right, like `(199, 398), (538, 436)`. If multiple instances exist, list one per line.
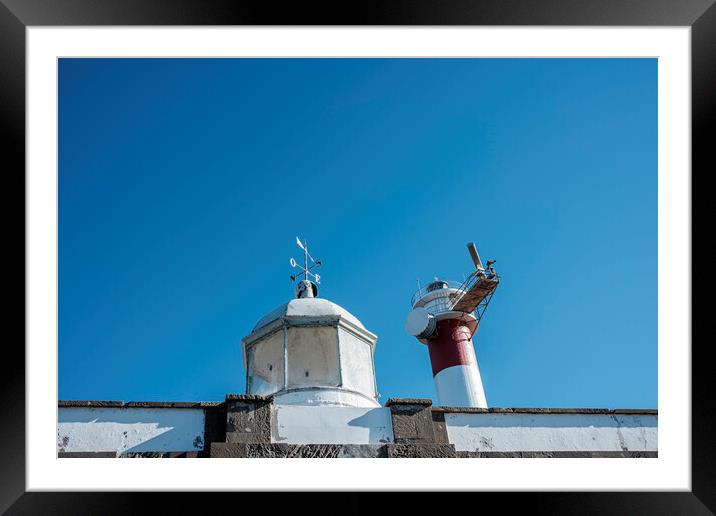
(405, 243), (499, 408)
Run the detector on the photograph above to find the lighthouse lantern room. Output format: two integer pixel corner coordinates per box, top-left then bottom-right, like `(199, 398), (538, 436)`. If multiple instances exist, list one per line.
(241, 238), (380, 408)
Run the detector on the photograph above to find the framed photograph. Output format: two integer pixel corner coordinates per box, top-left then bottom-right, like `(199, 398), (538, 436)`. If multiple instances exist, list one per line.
(5, 0), (709, 513)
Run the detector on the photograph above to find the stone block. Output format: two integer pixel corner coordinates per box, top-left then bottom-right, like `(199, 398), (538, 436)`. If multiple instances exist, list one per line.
(337, 444), (388, 458)
(431, 411), (449, 444)
(386, 444), (457, 458)
(224, 394), (272, 444)
(385, 398), (435, 444)
(210, 443), (389, 458)
(210, 442), (249, 458)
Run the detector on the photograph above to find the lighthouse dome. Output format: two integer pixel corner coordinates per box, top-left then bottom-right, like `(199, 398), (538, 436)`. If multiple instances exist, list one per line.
(242, 296), (379, 408)
(252, 298), (366, 333)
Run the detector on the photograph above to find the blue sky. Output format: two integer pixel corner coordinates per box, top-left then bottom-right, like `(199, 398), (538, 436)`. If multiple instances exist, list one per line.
(59, 58), (657, 408)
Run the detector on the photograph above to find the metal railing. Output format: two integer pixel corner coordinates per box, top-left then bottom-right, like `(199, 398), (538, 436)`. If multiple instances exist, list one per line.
(410, 279), (466, 311)
(410, 271), (500, 319)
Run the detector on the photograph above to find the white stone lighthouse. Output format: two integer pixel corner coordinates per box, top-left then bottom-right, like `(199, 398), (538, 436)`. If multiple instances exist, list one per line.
(241, 238), (380, 408)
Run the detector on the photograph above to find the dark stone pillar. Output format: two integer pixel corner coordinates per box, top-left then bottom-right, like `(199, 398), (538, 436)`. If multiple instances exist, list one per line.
(202, 405), (227, 450)
(385, 398), (436, 444)
(224, 394), (273, 444)
(385, 398), (458, 457)
(431, 410), (450, 444)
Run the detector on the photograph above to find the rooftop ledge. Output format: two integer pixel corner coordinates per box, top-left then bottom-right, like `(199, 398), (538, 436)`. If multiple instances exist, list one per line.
(58, 399), (657, 415)
(430, 407), (658, 415)
(57, 400), (224, 409)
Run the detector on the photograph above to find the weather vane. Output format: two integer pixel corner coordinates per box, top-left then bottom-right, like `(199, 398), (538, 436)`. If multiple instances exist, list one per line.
(290, 237), (322, 284)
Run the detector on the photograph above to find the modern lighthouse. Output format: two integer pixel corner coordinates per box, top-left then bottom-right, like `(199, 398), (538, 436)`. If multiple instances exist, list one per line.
(405, 243), (499, 408)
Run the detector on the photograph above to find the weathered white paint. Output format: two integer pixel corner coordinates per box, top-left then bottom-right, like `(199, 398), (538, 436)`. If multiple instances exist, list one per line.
(244, 295), (380, 407)
(274, 405), (393, 444)
(253, 298), (366, 332)
(445, 412), (657, 452)
(338, 328), (376, 398)
(246, 329), (285, 396)
(287, 326), (340, 387)
(273, 388), (380, 407)
(434, 364), (487, 408)
(58, 407), (205, 454)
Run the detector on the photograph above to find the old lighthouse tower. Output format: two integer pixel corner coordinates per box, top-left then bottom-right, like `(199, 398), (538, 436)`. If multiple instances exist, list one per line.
(241, 237), (380, 407)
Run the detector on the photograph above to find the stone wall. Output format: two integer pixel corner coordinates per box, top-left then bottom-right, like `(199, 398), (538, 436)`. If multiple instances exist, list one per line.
(57, 397), (658, 458)
(57, 401), (225, 457)
(440, 408), (657, 453)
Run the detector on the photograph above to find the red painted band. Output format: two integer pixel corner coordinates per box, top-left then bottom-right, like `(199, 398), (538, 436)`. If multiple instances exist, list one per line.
(426, 319), (477, 376)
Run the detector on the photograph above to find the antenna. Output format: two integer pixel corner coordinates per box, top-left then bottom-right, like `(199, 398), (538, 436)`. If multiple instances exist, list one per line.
(467, 242), (484, 271)
(290, 237), (322, 284)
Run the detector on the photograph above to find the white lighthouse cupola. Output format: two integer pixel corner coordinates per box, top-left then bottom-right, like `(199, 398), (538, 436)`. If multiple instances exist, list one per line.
(241, 238), (380, 408)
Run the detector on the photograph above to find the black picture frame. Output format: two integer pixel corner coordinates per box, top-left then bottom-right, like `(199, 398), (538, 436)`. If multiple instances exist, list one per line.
(3, 0), (709, 513)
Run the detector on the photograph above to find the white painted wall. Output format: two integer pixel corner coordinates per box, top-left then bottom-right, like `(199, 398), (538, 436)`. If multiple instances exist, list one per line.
(445, 412), (657, 452)
(58, 407), (205, 454)
(273, 405), (393, 444)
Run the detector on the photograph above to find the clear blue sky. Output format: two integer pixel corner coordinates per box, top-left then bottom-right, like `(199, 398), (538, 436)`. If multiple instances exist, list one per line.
(59, 58), (657, 408)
